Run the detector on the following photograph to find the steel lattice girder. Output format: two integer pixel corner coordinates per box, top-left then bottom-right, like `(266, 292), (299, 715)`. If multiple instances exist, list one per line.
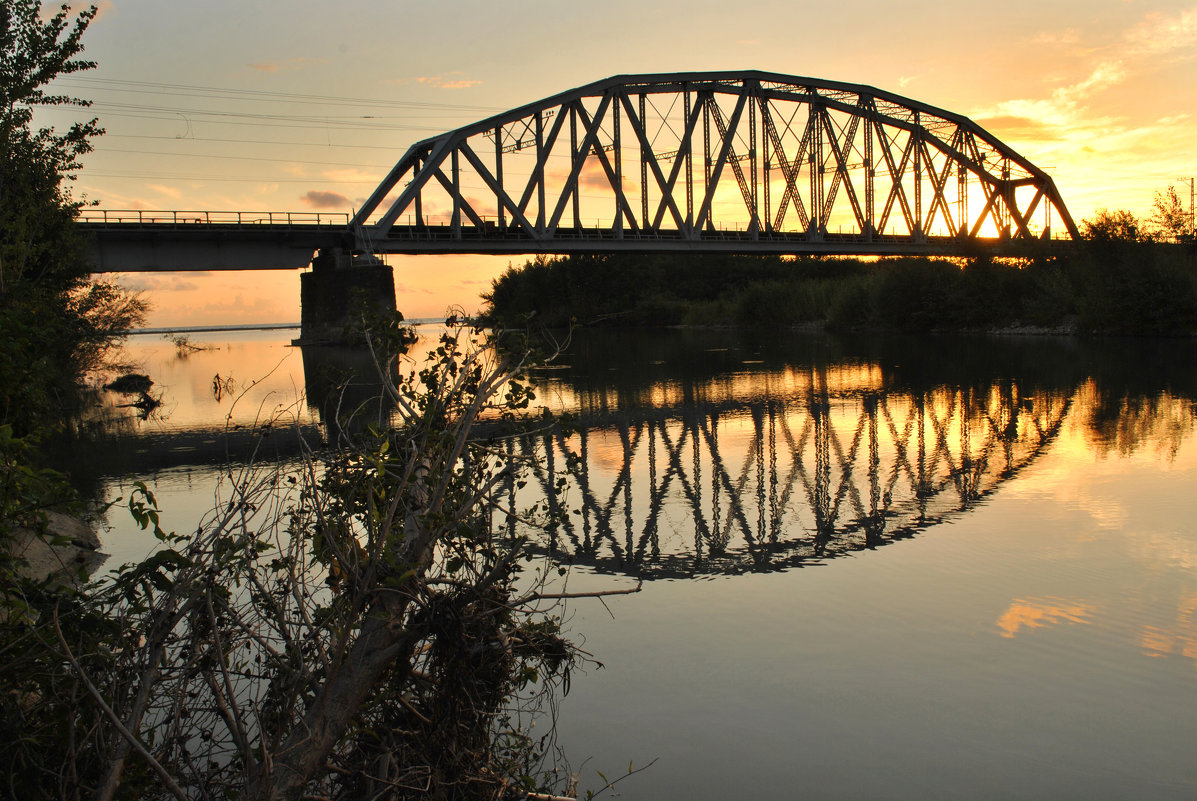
(352, 71), (1078, 255)
(510, 381), (1070, 578)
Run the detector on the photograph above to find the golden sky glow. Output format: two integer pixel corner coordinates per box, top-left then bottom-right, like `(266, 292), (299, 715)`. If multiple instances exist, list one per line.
(39, 0), (1197, 325)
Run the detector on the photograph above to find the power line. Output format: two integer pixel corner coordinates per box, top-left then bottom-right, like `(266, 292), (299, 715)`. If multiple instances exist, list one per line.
(90, 146), (390, 169)
(82, 171), (378, 183)
(105, 133), (399, 150)
(47, 105), (446, 133)
(57, 77), (505, 113)
(84, 101), (476, 121)
(97, 132), (585, 159)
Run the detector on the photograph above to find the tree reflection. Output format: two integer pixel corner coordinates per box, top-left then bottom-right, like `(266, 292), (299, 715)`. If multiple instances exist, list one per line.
(1080, 381), (1194, 459)
(480, 328), (1197, 580)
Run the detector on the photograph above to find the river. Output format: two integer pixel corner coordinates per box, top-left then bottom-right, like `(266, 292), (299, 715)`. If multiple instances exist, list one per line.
(69, 325), (1197, 800)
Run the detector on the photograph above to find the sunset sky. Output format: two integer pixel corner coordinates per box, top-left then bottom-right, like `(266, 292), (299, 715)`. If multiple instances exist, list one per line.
(42, 0), (1197, 327)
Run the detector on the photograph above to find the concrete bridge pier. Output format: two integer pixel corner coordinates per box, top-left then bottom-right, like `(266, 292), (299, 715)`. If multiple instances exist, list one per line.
(296, 248), (396, 345)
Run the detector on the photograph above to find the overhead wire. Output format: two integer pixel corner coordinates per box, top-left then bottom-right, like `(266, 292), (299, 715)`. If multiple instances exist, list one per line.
(42, 76), (499, 183)
(89, 146), (392, 168)
(105, 133), (399, 150)
(83, 172), (379, 183)
(69, 77), (856, 216)
(50, 105), (449, 133)
(56, 77), (506, 113)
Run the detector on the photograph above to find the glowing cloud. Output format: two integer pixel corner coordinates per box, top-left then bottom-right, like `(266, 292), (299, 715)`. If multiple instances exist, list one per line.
(301, 190), (351, 210)
(322, 168), (377, 183)
(972, 4), (1197, 197)
(1030, 29), (1079, 46)
(147, 184), (184, 200)
(1126, 6), (1197, 56)
(250, 57), (328, 73)
(997, 597), (1096, 638)
(1139, 592), (1197, 671)
(406, 73), (483, 90)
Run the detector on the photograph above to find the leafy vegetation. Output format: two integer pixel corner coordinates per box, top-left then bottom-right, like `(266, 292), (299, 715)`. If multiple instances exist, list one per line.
(1, 1), (145, 438)
(2, 11), (637, 798)
(483, 208), (1197, 335)
(2, 316), (640, 800)
(1, 0), (145, 552)
(1149, 185), (1192, 242)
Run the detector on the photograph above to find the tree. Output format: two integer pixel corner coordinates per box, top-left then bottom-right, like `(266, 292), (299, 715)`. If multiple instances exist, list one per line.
(0, 1), (145, 433)
(2, 317), (634, 800)
(1081, 208), (1151, 244)
(1149, 186), (1189, 242)
(1, 0), (98, 292)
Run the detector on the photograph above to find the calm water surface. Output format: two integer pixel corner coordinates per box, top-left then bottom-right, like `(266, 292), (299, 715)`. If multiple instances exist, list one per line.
(72, 326), (1197, 800)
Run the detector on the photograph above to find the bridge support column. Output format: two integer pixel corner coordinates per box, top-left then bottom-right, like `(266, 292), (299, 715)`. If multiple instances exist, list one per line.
(296, 248), (396, 345)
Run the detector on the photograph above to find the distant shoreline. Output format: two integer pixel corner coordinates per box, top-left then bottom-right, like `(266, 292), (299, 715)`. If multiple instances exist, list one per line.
(134, 323), (300, 335)
(133, 319), (446, 335)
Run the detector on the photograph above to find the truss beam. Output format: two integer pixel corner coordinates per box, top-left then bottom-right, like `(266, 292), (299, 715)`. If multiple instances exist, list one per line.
(351, 71), (1079, 255)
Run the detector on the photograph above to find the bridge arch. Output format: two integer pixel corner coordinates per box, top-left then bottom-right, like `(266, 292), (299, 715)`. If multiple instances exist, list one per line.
(353, 70), (1078, 257)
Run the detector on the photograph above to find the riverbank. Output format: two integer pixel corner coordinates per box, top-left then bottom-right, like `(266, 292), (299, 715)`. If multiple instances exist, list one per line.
(72, 323), (1197, 801)
(132, 317), (449, 336)
(483, 247), (1197, 335)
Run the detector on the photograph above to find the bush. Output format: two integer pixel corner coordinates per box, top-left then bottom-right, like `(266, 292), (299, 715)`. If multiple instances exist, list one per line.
(1075, 246), (1197, 334)
(1, 318), (614, 800)
(484, 248), (1197, 336)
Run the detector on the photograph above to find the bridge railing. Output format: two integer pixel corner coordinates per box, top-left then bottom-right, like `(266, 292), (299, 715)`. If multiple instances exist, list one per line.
(78, 210), (350, 228)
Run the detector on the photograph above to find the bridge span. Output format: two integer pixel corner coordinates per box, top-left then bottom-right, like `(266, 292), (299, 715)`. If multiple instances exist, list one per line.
(81, 71), (1078, 273)
(79, 210), (353, 272)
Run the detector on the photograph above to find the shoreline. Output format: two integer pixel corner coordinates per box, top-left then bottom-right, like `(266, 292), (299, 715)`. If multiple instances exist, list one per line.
(133, 318), (447, 336)
(134, 323), (300, 335)
(567, 318), (1197, 338)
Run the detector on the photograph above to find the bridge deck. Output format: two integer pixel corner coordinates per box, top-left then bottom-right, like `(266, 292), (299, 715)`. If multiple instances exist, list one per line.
(79, 211), (354, 271)
(80, 212), (1073, 272)
(369, 225), (1070, 256)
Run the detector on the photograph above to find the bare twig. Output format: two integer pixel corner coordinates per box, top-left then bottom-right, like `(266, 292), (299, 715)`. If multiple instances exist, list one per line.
(519, 583), (643, 604)
(51, 606), (190, 801)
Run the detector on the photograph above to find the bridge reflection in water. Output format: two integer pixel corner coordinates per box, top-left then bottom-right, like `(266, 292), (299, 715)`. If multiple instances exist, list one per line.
(74, 327), (1197, 583)
(502, 358), (1070, 578)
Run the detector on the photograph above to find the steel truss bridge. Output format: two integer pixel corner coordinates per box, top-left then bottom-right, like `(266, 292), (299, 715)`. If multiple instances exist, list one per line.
(81, 71), (1079, 271)
(502, 377), (1071, 578)
(352, 70), (1079, 257)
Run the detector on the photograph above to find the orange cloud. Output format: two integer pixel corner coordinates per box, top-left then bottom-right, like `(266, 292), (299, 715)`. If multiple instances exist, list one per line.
(322, 168), (377, 183)
(250, 57), (328, 74)
(578, 157), (618, 192)
(301, 190), (351, 210)
(394, 282), (435, 295)
(406, 73), (483, 90)
(1139, 592), (1197, 671)
(1030, 29), (1079, 46)
(115, 273), (202, 293)
(997, 597), (1096, 638)
(437, 79), (483, 90)
(1126, 6), (1197, 57)
(147, 184), (184, 200)
(545, 156), (637, 194)
(974, 115), (1064, 141)
(42, 2), (113, 23)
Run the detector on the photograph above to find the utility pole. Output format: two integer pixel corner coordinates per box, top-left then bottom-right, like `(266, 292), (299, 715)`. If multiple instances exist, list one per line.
(1180, 177), (1195, 241)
